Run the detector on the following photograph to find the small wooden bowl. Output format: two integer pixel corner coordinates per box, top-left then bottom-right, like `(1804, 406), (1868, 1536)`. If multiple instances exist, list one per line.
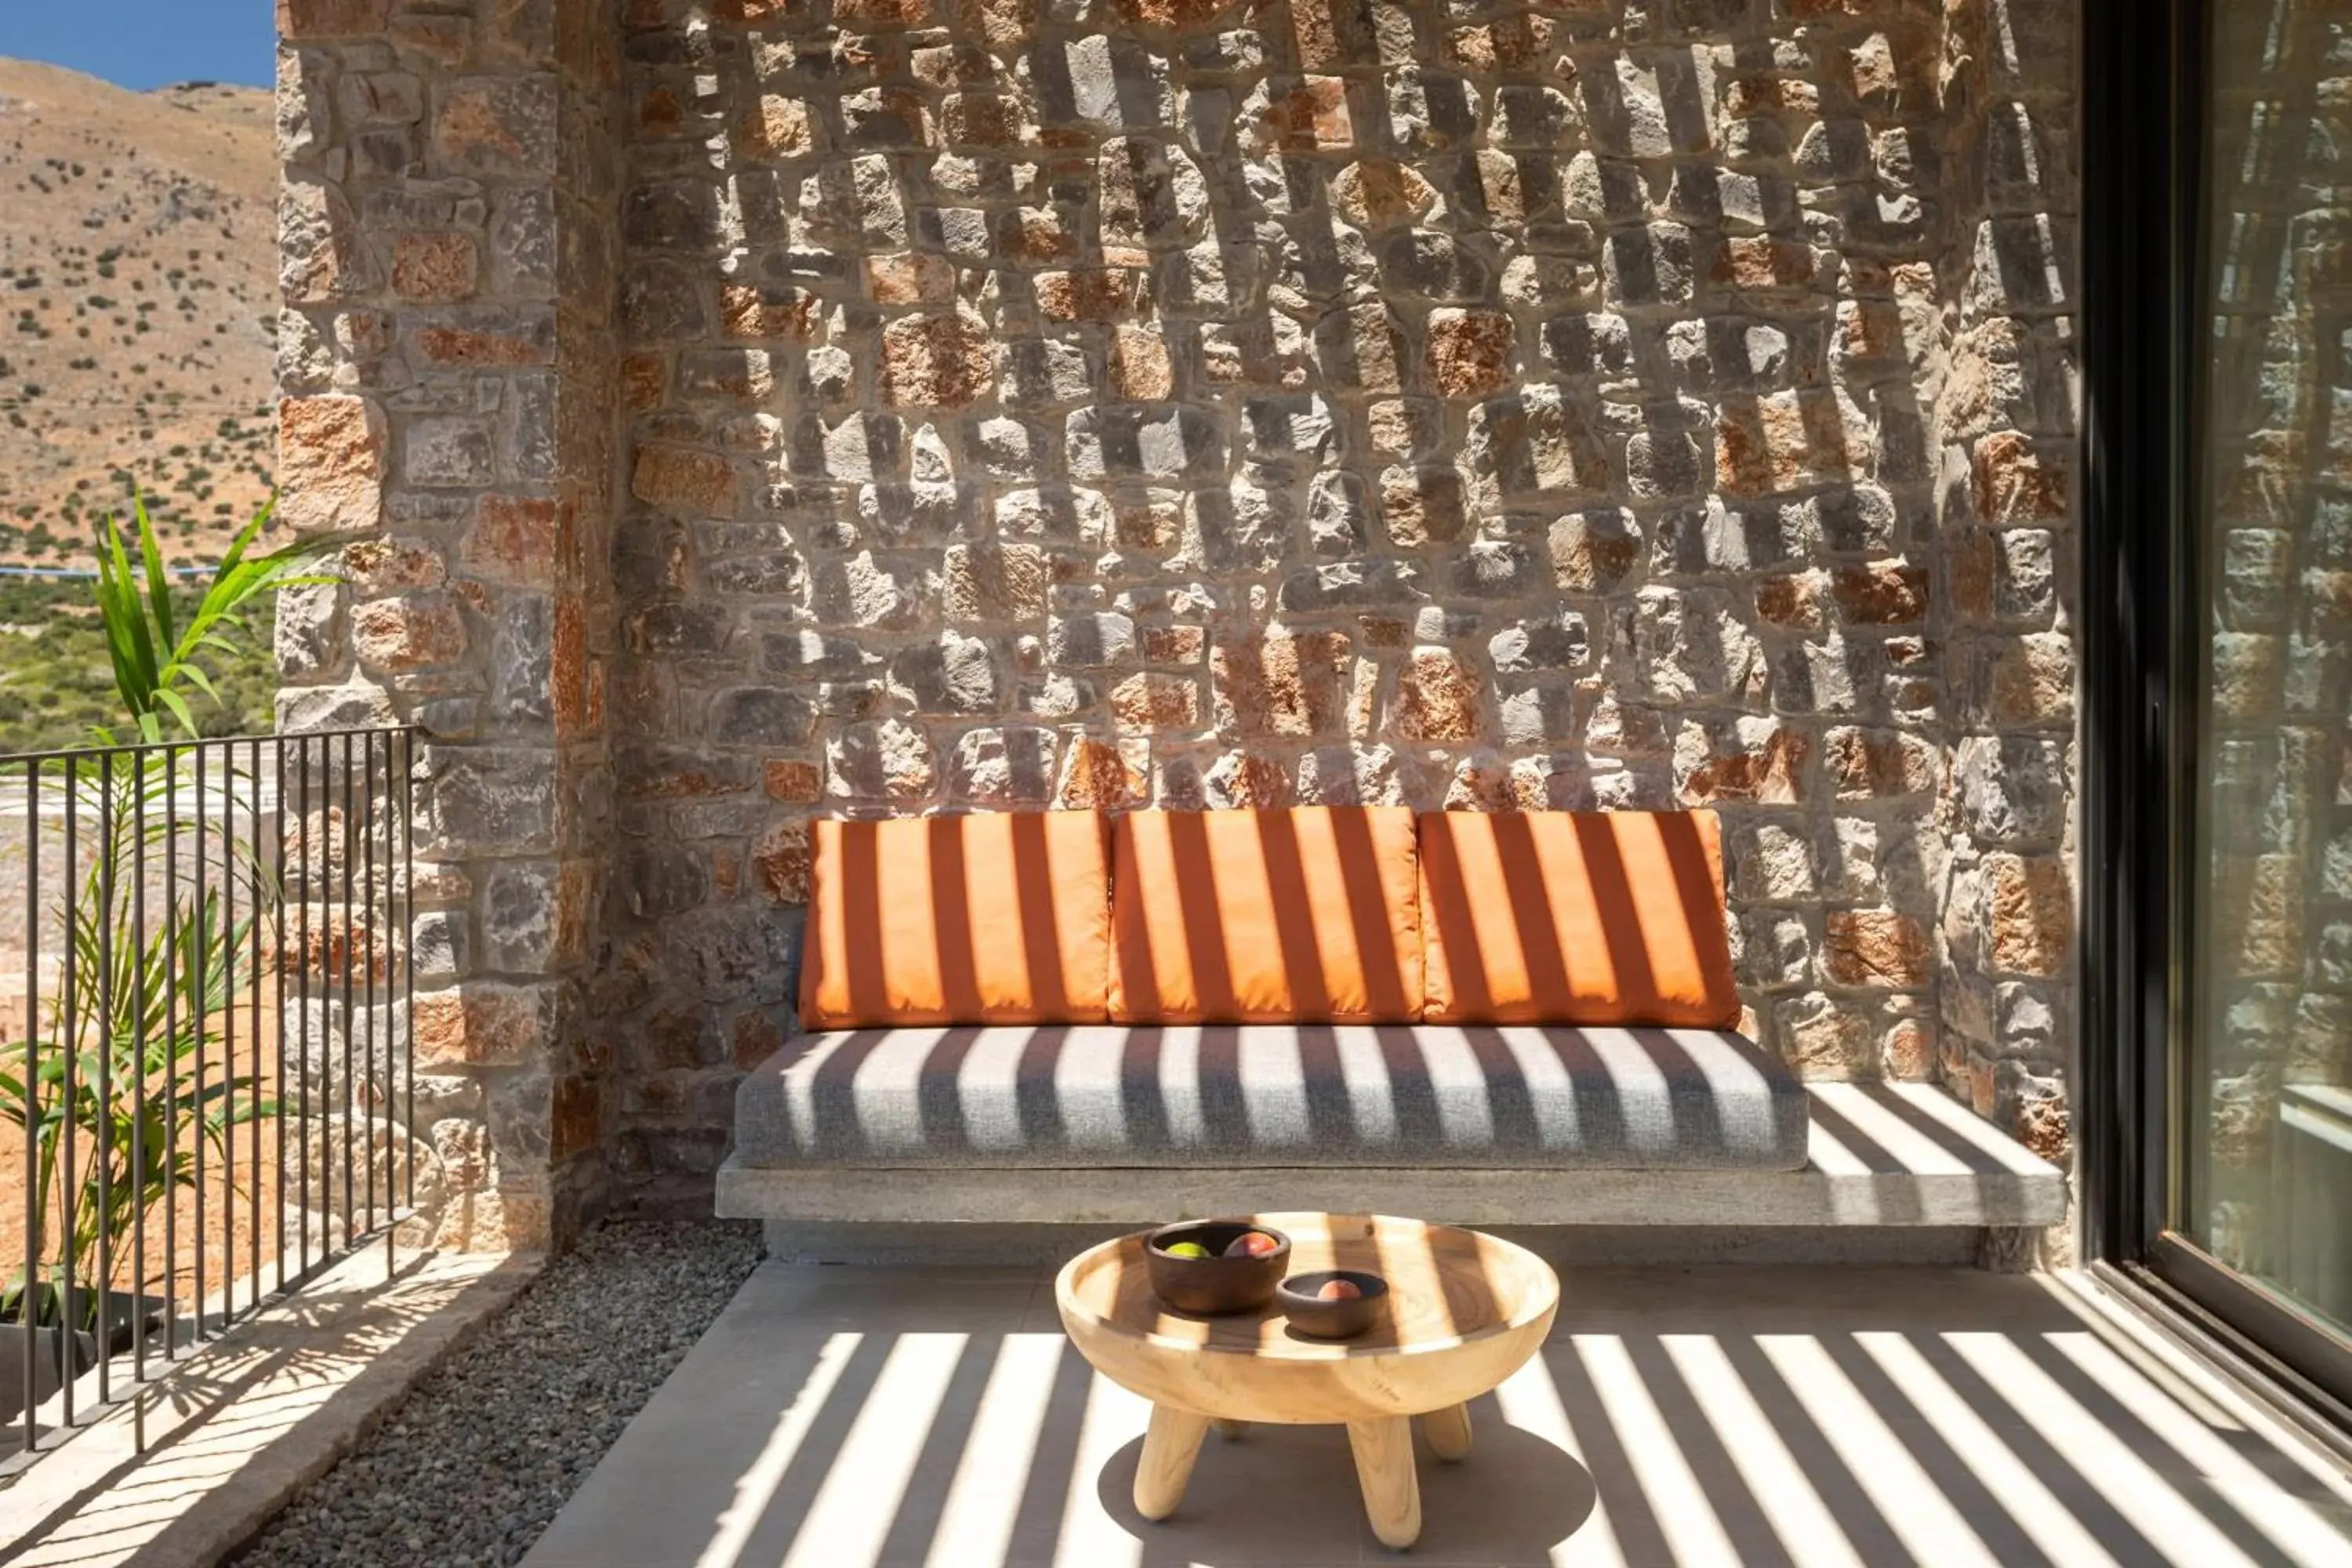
(1276, 1270), (1391, 1339)
(1145, 1220), (1290, 1315)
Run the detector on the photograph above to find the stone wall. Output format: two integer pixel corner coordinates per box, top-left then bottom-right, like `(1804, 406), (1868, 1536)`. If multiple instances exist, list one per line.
(277, 0), (2082, 1229)
(274, 0), (622, 1250)
(1925, 0), (2076, 1174)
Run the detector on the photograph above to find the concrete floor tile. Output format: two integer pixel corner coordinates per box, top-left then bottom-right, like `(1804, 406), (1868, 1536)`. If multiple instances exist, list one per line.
(523, 1264), (2352, 1568)
(704, 1261), (1048, 1338)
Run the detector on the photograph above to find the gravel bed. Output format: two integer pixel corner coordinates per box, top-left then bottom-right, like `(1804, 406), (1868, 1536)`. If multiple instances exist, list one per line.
(235, 1219), (764, 1568)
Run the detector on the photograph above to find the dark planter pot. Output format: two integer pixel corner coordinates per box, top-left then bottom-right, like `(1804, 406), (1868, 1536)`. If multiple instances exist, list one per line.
(81, 1289), (169, 1355)
(8, 1287), (168, 1353)
(0, 1323), (100, 1430)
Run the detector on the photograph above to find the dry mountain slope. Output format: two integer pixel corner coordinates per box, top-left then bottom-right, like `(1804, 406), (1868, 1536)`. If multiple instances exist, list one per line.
(0, 56), (277, 564)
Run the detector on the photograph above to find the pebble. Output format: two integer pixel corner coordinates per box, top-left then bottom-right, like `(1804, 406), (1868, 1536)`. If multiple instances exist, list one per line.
(234, 1221), (763, 1568)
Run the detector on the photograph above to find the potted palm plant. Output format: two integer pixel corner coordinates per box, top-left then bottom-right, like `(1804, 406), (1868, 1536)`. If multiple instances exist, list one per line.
(0, 497), (327, 1425)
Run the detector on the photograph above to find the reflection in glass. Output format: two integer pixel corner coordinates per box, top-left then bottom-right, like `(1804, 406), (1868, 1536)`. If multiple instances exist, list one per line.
(2187, 0), (2352, 1334)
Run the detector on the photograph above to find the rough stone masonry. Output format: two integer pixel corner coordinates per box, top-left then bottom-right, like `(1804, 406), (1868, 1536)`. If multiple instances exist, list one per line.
(274, 0), (2079, 1247)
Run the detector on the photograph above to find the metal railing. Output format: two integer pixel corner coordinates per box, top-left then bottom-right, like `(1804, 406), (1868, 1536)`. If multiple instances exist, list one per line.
(0, 727), (416, 1460)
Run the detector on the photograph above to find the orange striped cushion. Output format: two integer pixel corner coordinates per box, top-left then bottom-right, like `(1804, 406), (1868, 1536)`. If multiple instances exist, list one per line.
(1418, 809), (1739, 1028)
(797, 811), (1112, 1028)
(1109, 807), (1425, 1024)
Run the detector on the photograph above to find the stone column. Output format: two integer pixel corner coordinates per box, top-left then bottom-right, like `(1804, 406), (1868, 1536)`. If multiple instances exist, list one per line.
(274, 0), (621, 1250)
(1930, 0), (2079, 1174)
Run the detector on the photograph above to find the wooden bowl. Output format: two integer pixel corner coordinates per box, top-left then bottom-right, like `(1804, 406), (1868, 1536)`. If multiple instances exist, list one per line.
(1276, 1270), (1390, 1339)
(1145, 1220), (1290, 1315)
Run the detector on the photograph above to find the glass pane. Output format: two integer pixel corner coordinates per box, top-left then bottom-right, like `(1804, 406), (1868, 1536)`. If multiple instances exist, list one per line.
(2187, 0), (2352, 1333)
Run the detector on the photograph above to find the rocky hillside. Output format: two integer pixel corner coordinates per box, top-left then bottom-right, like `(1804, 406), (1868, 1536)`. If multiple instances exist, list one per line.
(0, 57), (277, 564)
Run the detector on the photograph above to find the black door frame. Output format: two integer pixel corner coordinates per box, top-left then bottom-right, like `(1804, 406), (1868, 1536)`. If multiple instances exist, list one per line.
(2081, 0), (2352, 1429)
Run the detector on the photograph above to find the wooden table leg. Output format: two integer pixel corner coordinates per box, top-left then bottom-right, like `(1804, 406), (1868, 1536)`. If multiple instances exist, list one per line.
(1212, 1417), (1250, 1440)
(1134, 1404), (1212, 1521)
(1421, 1401), (1473, 1461)
(1346, 1416), (1422, 1549)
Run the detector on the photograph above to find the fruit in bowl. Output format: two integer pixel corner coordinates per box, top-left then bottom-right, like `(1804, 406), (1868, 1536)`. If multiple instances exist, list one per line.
(1278, 1270), (1389, 1338)
(1144, 1220), (1291, 1316)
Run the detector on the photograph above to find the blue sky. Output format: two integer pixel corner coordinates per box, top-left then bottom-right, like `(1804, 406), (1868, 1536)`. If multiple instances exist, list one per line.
(0, 2), (274, 92)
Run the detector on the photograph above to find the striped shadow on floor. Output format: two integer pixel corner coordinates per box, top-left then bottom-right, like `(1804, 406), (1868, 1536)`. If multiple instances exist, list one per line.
(519, 1260), (2352, 1568)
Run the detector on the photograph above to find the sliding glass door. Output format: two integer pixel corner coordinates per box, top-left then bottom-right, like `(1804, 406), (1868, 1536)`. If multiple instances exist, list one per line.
(2180, 0), (2352, 1352)
(2088, 0), (2352, 1418)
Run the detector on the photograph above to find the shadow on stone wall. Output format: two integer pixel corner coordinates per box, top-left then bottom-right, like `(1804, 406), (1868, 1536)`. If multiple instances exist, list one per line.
(576, 0), (2074, 1210)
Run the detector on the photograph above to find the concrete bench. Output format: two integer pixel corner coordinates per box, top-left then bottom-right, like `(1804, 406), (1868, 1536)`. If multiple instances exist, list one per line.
(720, 806), (2067, 1257)
(719, 1025), (2065, 1233)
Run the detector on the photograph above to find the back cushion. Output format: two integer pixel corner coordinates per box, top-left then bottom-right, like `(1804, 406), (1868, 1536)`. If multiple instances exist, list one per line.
(1109, 807), (1425, 1024)
(1418, 809), (1740, 1028)
(798, 811), (1112, 1029)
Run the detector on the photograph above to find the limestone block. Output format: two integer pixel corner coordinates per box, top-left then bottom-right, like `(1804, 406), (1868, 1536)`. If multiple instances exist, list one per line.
(352, 593), (466, 672)
(415, 983), (558, 1070)
(826, 720), (940, 805)
(281, 177), (376, 303)
(1777, 993), (1875, 1079)
(890, 633), (1002, 713)
(1068, 405), (1224, 478)
(433, 75), (558, 176)
(880, 309), (995, 408)
(1377, 229), (1494, 302)
(1099, 137), (1209, 247)
(278, 394), (385, 535)
(945, 542), (1051, 622)
(948, 727), (1061, 807)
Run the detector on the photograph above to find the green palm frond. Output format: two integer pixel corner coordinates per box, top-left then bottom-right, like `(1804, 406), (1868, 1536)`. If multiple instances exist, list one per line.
(89, 492), (336, 745)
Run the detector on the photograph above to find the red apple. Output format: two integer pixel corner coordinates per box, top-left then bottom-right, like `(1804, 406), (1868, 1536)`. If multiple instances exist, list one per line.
(1223, 1230), (1279, 1259)
(1317, 1279), (1363, 1301)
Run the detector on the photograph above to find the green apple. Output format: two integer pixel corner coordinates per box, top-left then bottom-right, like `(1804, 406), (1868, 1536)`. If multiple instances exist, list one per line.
(1163, 1241), (1210, 1259)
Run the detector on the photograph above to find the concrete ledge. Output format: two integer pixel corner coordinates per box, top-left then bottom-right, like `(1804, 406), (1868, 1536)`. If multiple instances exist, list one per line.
(755, 1220), (1991, 1268)
(0, 1247), (539, 1568)
(717, 1083), (2067, 1230)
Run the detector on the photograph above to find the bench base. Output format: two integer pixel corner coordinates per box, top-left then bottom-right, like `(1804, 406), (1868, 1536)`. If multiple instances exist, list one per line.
(718, 1080), (2069, 1269)
(749, 1218), (2004, 1268)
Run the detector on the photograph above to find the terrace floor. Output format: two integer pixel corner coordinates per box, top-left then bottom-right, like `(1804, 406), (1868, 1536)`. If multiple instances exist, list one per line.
(523, 1259), (2352, 1568)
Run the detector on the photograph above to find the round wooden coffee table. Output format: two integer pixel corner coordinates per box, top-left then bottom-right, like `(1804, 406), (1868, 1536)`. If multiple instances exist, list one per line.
(1054, 1211), (1559, 1549)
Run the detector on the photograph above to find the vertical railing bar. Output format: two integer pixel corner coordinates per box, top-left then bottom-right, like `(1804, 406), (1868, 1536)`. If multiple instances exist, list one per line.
(59, 759), (75, 1426)
(132, 746), (147, 1450)
(162, 744), (178, 1367)
(95, 751), (112, 1410)
(339, 733), (354, 1249)
(298, 736), (310, 1282)
(274, 737), (288, 1296)
(191, 743), (205, 1342)
(23, 760), (41, 1455)
(401, 732), (414, 1214)
(220, 742), (235, 1330)
(362, 733), (376, 1251)
(375, 736), (394, 1271)
(248, 737), (263, 1313)
(383, 733), (398, 1260)
(384, 732), (397, 1254)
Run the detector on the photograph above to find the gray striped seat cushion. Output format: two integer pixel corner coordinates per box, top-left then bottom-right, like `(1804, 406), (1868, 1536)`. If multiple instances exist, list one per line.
(733, 1024), (1809, 1172)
